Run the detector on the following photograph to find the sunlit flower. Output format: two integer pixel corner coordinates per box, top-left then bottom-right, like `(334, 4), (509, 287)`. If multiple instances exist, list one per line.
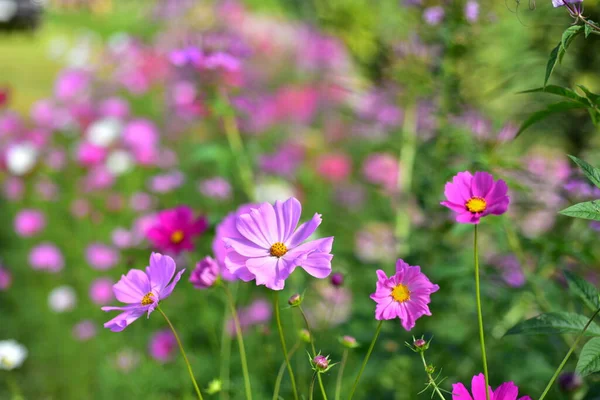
(147, 206), (208, 255)
(0, 340), (27, 370)
(452, 373), (531, 400)
(441, 171), (509, 224)
(223, 197), (334, 290)
(370, 259), (439, 331)
(101, 253), (185, 332)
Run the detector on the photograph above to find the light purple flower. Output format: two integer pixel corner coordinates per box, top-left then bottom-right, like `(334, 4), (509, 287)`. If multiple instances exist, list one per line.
(441, 171), (510, 224)
(73, 320), (97, 341)
(199, 177), (232, 200)
(149, 329), (177, 363)
(89, 278), (115, 305)
(190, 256), (219, 289)
(0, 266), (11, 290)
(552, 0), (583, 7)
(29, 243), (64, 273)
(86, 243), (120, 270)
(465, 0), (479, 22)
(226, 298), (272, 336)
(101, 253), (185, 332)
(223, 197), (334, 290)
(424, 6), (445, 25)
(130, 192), (154, 212)
(370, 259), (439, 331)
(452, 373), (531, 400)
(14, 209), (46, 237)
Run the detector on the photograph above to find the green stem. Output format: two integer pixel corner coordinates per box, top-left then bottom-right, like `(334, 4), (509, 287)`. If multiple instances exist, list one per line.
(298, 306), (328, 400)
(157, 306), (204, 400)
(223, 285), (253, 400)
(334, 349), (348, 400)
(274, 293), (299, 400)
(7, 374), (23, 400)
(273, 342), (301, 400)
(539, 306), (600, 400)
(309, 373), (317, 400)
(219, 90), (255, 201)
(394, 103), (417, 257)
(219, 298), (232, 400)
(474, 225), (491, 400)
(419, 352), (447, 400)
(348, 320), (383, 400)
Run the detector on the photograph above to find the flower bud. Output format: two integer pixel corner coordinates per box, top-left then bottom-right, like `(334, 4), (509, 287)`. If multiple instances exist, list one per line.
(189, 256), (219, 289)
(313, 355), (329, 371)
(558, 372), (582, 392)
(339, 335), (359, 349)
(288, 293), (302, 307)
(425, 364), (435, 375)
(330, 272), (344, 287)
(414, 338), (426, 348)
(299, 329), (311, 343)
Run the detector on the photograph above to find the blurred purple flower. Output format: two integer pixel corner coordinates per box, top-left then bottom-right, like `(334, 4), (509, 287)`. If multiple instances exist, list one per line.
(423, 7), (445, 25)
(99, 97), (130, 119)
(29, 243), (64, 273)
(130, 192), (154, 212)
(54, 69), (90, 102)
(149, 329), (177, 363)
(190, 256), (220, 289)
(362, 153), (399, 193)
(90, 278), (115, 305)
(14, 209), (46, 237)
(148, 171), (185, 194)
(3, 177), (24, 201)
(492, 255), (526, 288)
(465, 1), (480, 22)
(73, 320), (97, 341)
(0, 266), (11, 291)
(199, 177), (232, 200)
(226, 298), (272, 336)
(86, 244), (120, 271)
(259, 143), (305, 177)
(112, 228), (134, 249)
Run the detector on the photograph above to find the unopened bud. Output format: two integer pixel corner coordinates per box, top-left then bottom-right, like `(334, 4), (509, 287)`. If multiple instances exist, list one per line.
(330, 272), (344, 287)
(339, 335), (359, 349)
(299, 329), (311, 343)
(425, 364), (435, 375)
(313, 355), (329, 371)
(288, 293), (302, 307)
(558, 372), (583, 392)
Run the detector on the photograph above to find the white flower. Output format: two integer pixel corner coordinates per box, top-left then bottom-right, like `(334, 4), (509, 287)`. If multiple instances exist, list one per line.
(0, 0), (17, 23)
(48, 285), (77, 313)
(87, 118), (123, 148)
(6, 143), (38, 176)
(0, 340), (27, 370)
(254, 179), (296, 204)
(106, 150), (134, 176)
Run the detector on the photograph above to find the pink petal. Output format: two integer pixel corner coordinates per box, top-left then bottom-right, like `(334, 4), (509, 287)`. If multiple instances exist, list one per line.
(147, 253), (176, 293)
(452, 383), (474, 400)
(236, 208), (274, 248)
(376, 269), (388, 282)
(286, 213), (322, 248)
(441, 200), (467, 213)
(103, 308), (146, 332)
(224, 237), (270, 257)
(493, 382), (518, 400)
(159, 268), (185, 299)
(112, 269), (149, 304)
(485, 180), (508, 203)
(471, 374), (494, 400)
(246, 257), (288, 290)
(453, 171), (473, 199)
(444, 181), (468, 204)
(472, 172), (494, 198)
(299, 252), (333, 278)
(274, 197), (302, 243)
(456, 212), (480, 224)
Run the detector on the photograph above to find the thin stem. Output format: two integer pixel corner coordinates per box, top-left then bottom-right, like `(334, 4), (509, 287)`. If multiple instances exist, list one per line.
(157, 306), (204, 400)
(334, 349), (348, 400)
(348, 320), (383, 400)
(219, 89), (255, 201)
(7, 374), (24, 400)
(539, 306), (600, 400)
(223, 285), (253, 400)
(419, 352), (447, 400)
(309, 373), (317, 400)
(298, 306), (328, 400)
(274, 293), (299, 400)
(474, 225), (491, 400)
(220, 285), (235, 400)
(273, 342), (301, 400)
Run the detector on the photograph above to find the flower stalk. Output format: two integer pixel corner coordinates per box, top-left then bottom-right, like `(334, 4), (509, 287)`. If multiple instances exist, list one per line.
(348, 320), (383, 400)
(474, 225), (491, 400)
(274, 292), (299, 400)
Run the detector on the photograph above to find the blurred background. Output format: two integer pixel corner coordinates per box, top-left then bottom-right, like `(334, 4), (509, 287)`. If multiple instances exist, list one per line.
(1, 0), (600, 399)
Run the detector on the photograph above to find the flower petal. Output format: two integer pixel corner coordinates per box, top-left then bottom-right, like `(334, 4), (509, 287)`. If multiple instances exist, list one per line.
(472, 172), (494, 198)
(224, 237), (270, 257)
(471, 374), (493, 400)
(274, 197), (302, 243)
(159, 268), (186, 299)
(147, 253), (176, 293)
(456, 212), (480, 224)
(103, 308), (146, 332)
(493, 382), (518, 400)
(286, 213), (322, 248)
(236, 207), (274, 248)
(452, 383), (474, 400)
(112, 269), (149, 304)
(299, 252), (333, 279)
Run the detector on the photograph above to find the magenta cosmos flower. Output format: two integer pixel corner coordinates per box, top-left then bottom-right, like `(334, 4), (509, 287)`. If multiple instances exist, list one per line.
(370, 259), (439, 331)
(147, 206), (208, 254)
(453, 373), (531, 400)
(441, 171), (509, 224)
(101, 253), (185, 332)
(223, 197), (334, 290)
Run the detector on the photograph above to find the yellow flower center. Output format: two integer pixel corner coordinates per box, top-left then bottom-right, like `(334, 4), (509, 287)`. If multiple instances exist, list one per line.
(141, 292), (155, 306)
(170, 230), (185, 244)
(466, 197), (487, 213)
(391, 284), (411, 303)
(270, 242), (288, 258)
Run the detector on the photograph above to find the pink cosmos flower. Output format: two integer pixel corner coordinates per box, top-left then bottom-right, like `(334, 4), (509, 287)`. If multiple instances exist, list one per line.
(0, 266), (12, 290)
(146, 206), (208, 255)
(86, 243), (120, 270)
(29, 243), (64, 273)
(14, 209), (46, 237)
(370, 259), (439, 331)
(316, 153), (352, 183)
(223, 197), (334, 290)
(199, 177), (232, 200)
(226, 298), (272, 336)
(89, 278), (115, 305)
(149, 329), (177, 363)
(441, 171), (510, 224)
(189, 256), (219, 289)
(452, 373), (531, 400)
(362, 153), (399, 193)
(101, 253), (185, 332)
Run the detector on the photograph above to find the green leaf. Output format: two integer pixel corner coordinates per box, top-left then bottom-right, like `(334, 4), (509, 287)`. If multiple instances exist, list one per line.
(578, 85), (600, 106)
(585, 22), (597, 38)
(516, 101), (588, 137)
(565, 270), (600, 311)
(561, 25), (584, 53)
(520, 85), (590, 105)
(560, 200), (600, 221)
(577, 338), (600, 377)
(505, 312), (600, 336)
(568, 155), (600, 189)
(544, 42), (560, 87)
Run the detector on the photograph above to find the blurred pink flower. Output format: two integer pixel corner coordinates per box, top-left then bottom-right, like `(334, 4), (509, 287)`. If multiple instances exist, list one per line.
(190, 256), (220, 289)
(0, 266), (12, 290)
(362, 153), (399, 193)
(54, 69), (90, 102)
(77, 142), (107, 166)
(99, 97), (130, 119)
(306, 280), (352, 329)
(149, 329), (177, 363)
(130, 192), (154, 212)
(123, 119), (160, 165)
(86, 244), (120, 270)
(29, 243), (64, 273)
(3, 177), (24, 201)
(70, 198), (91, 219)
(227, 298), (272, 336)
(35, 179), (59, 201)
(84, 167), (115, 192)
(14, 209), (46, 237)
(198, 177), (232, 200)
(148, 171), (185, 193)
(259, 143), (305, 177)
(89, 278), (115, 305)
(115, 348), (141, 373)
(452, 373), (531, 400)
(45, 149), (67, 171)
(73, 320), (97, 341)
(112, 228), (134, 249)
(147, 206), (208, 255)
(316, 153), (352, 183)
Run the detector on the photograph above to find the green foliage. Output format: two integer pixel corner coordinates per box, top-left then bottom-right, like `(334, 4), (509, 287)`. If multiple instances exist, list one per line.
(559, 201), (600, 221)
(516, 101), (588, 137)
(545, 25), (583, 87)
(505, 312), (600, 336)
(568, 156), (600, 189)
(565, 271), (600, 311)
(577, 338), (600, 377)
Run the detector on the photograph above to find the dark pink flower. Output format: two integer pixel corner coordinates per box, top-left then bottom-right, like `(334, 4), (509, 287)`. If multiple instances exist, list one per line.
(147, 206), (208, 255)
(370, 259), (439, 331)
(149, 329), (177, 363)
(452, 373), (531, 400)
(441, 171), (510, 224)
(362, 153), (399, 193)
(102, 253), (185, 332)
